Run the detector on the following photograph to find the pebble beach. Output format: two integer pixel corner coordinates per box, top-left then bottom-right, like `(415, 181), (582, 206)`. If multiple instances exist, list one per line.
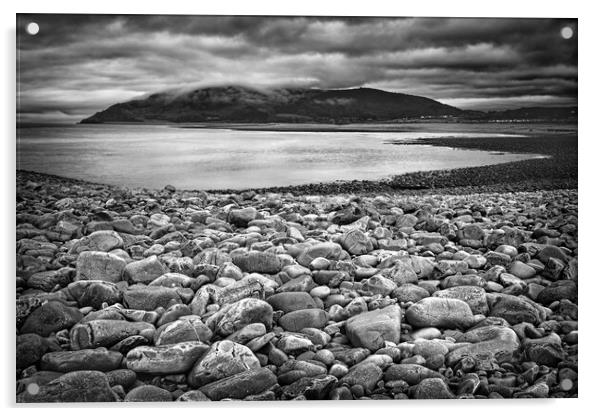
(15, 131), (578, 402)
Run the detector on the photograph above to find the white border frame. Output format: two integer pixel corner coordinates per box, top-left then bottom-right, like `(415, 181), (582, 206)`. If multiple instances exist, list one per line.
(3, 1), (599, 414)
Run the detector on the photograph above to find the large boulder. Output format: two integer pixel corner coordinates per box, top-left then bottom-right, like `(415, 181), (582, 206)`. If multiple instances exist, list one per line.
(216, 262), (244, 281)
(433, 286), (489, 315)
(206, 298), (273, 337)
(524, 333), (565, 366)
(277, 275), (317, 293)
(17, 333), (57, 369)
(394, 255), (436, 279)
(228, 207), (258, 227)
(154, 316), (213, 345)
(279, 309), (329, 332)
(412, 378), (455, 399)
(227, 323), (267, 344)
(66, 280), (122, 309)
(266, 292), (317, 313)
(126, 341), (209, 374)
(123, 286), (182, 311)
(231, 251), (281, 274)
(276, 332), (315, 355)
(346, 305), (402, 351)
(536, 245), (569, 263)
(176, 390), (211, 402)
(384, 363), (444, 385)
(16, 371), (63, 395)
(72, 230), (123, 253)
(488, 293), (543, 325)
(536, 280), (577, 306)
(40, 348), (123, 372)
(20, 301), (83, 337)
(124, 385), (172, 402)
(296, 242), (343, 267)
(391, 284), (430, 303)
(75, 251), (126, 283)
(360, 275), (397, 296)
(396, 214), (418, 228)
(340, 230), (373, 256)
(70, 319), (155, 350)
(508, 261), (537, 279)
(188, 340), (261, 387)
(105, 369), (137, 389)
(213, 276), (266, 306)
(17, 371), (117, 402)
(459, 224), (484, 241)
(405, 297), (475, 329)
(281, 375), (338, 400)
(339, 363), (383, 392)
(124, 255), (168, 284)
(26, 270), (71, 292)
(446, 325), (521, 366)
(148, 272), (197, 288)
(200, 368), (278, 400)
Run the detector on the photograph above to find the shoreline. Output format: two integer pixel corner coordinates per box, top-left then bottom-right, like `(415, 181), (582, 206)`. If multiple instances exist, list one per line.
(21, 120), (577, 135)
(172, 122), (577, 134)
(16, 132), (577, 196)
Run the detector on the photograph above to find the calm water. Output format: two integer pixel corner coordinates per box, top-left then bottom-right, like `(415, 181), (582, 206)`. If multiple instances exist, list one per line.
(17, 124), (540, 190)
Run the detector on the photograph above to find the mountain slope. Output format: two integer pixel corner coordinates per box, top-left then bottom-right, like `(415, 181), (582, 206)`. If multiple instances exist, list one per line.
(80, 86), (464, 124)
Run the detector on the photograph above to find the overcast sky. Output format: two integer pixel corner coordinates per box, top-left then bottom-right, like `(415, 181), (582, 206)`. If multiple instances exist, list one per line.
(17, 14), (577, 123)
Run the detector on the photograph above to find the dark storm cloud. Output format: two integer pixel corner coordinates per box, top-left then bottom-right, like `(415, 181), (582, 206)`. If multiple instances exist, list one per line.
(16, 14), (577, 123)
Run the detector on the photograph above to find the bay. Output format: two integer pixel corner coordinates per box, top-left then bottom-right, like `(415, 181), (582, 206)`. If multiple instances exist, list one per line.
(17, 124), (541, 190)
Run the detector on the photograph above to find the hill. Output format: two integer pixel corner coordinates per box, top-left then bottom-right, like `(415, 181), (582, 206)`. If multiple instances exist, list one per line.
(80, 86), (464, 124)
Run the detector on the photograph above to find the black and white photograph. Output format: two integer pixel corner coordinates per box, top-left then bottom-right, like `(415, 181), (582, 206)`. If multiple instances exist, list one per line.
(15, 11), (578, 403)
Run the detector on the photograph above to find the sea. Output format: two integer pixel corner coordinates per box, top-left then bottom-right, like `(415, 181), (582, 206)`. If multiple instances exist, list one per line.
(16, 123), (543, 190)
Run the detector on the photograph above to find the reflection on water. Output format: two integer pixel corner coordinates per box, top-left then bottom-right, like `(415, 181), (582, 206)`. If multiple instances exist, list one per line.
(17, 124), (539, 190)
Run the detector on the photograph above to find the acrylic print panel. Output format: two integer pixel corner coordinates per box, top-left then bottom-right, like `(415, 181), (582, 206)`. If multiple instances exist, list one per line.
(16, 14), (577, 402)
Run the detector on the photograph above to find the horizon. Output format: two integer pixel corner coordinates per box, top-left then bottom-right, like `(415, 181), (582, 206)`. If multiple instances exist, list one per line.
(17, 15), (577, 124)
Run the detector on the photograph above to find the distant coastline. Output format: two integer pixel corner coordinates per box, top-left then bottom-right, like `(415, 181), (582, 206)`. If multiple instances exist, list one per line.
(19, 121), (577, 135)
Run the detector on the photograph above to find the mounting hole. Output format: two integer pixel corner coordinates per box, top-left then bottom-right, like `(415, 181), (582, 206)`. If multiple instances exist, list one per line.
(26, 22), (39, 36)
(561, 26), (573, 39)
(26, 383), (40, 395)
